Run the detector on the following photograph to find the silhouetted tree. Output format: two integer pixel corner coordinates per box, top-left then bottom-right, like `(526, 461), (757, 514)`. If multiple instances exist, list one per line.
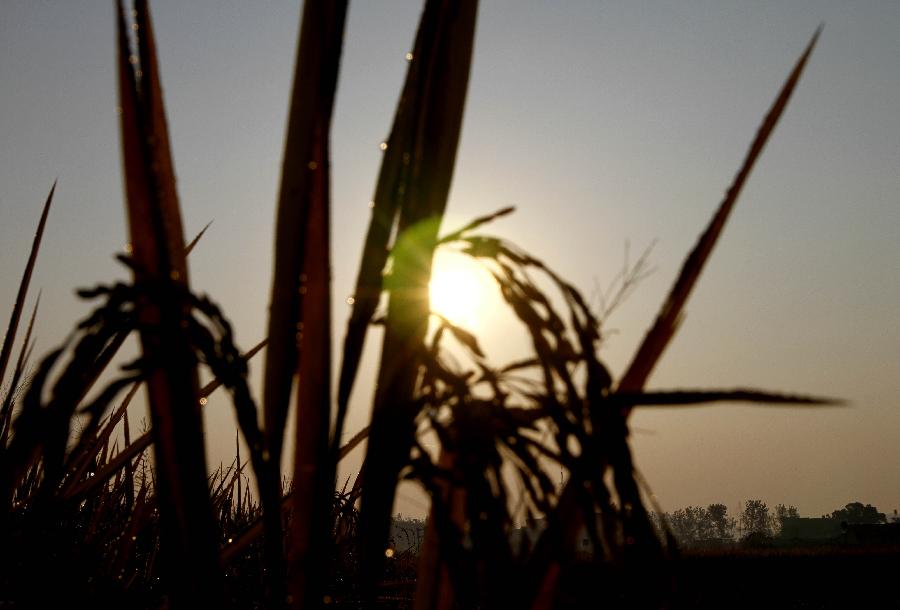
(773, 503), (799, 534)
(825, 502), (886, 524)
(669, 507), (708, 544)
(707, 503), (735, 539)
(739, 499), (772, 539)
(658, 504), (738, 545)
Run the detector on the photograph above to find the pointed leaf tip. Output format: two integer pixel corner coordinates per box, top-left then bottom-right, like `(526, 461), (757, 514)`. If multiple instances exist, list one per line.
(617, 30), (821, 395)
(0, 183), (56, 387)
(185, 220), (213, 256)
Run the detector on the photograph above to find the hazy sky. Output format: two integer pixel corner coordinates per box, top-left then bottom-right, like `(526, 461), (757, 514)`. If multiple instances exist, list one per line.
(2, 1), (899, 520)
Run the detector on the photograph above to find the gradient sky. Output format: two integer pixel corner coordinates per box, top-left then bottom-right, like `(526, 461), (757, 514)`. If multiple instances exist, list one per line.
(2, 1), (899, 520)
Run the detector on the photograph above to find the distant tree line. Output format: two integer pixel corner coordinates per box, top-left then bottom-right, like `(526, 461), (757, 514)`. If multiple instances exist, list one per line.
(649, 503), (736, 544)
(653, 500), (888, 546)
(823, 502), (886, 525)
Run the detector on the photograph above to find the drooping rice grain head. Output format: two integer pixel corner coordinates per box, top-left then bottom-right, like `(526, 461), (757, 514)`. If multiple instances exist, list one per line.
(525, 28), (822, 610)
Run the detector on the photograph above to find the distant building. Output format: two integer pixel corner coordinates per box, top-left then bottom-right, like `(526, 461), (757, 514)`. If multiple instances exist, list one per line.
(778, 517), (842, 544)
(843, 523), (900, 546)
(778, 516), (900, 547)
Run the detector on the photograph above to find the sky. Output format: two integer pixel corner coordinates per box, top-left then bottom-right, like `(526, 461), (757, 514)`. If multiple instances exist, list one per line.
(1, 1), (899, 521)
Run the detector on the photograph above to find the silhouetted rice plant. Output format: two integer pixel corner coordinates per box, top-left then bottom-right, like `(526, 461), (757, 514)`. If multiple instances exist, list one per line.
(0, 1), (833, 609)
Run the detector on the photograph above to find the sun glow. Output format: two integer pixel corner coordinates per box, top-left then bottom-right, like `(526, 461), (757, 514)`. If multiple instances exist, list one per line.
(429, 252), (495, 330)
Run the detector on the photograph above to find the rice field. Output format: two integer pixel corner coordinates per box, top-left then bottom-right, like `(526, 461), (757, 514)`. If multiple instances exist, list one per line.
(0, 2), (847, 609)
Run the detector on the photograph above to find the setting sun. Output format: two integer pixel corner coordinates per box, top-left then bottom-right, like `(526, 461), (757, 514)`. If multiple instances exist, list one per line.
(429, 251), (496, 329)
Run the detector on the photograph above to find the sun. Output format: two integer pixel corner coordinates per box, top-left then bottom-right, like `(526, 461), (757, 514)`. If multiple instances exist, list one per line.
(429, 251), (495, 329)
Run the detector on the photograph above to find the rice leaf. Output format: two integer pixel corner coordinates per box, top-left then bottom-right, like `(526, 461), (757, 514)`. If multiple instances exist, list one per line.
(258, 1), (348, 607)
(617, 388), (841, 408)
(0, 345), (64, 507)
(359, 0), (479, 600)
(523, 30), (822, 610)
(0, 183), (54, 390)
(617, 28), (821, 394)
(184, 220), (213, 256)
(437, 205), (515, 245)
(262, 0), (346, 464)
(60, 379), (141, 498)
(286, 0), (346, 600)
(337, 424), (369, 461)
(219, 422), (369, 567)
(116, 1), (223, 604)
(331, 0), (441, 462)
(0, 294), (40, 445)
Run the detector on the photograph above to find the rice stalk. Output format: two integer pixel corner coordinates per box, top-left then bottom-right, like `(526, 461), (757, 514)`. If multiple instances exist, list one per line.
(259, 0), (348, 607)
(116, 1), (223, 604)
